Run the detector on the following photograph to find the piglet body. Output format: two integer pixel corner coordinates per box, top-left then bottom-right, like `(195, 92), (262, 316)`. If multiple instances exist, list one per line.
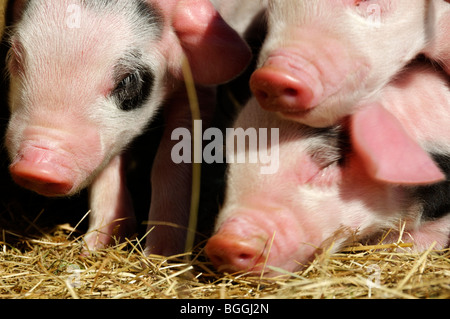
(250, 0), (450, 128)
(205, 63), (450, 275)
(5, 0), (251, 254)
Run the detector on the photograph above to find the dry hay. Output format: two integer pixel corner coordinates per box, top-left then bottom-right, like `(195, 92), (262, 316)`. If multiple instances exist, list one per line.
(0, 219), (449, 300)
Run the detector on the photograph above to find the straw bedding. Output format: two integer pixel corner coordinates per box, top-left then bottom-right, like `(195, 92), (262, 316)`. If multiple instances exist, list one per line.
(0, 216), (449, 299)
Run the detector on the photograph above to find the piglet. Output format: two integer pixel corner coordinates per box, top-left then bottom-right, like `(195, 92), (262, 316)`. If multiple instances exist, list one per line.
(205, 62), (450, 276)
(4, 0), (251, 255)
(250, 0), (450, 128)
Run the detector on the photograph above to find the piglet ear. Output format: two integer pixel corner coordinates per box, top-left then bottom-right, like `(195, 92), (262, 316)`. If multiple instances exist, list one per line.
(351, 103), (445, 185)
(172, 0), (252, 85)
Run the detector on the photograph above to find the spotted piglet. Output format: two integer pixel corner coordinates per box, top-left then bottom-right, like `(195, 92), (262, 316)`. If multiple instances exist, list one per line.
(4, 0), (251, 255)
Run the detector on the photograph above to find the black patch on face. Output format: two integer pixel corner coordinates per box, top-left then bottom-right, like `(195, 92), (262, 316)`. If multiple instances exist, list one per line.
(413, 153), (450, 221)
(135, 0), (164, 38)
(304, 125), (351, 170)
(82, 0), (162, 112)
(112, 61), (155, 112)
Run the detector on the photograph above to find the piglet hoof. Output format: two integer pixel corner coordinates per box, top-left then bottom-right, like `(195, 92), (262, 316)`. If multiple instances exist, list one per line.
(80, 216), (137, 255)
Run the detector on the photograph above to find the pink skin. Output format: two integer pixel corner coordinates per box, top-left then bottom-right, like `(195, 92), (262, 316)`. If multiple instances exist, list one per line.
(249, 0), (450, 128)
(155, 0), (252, 85)
(6, 90), (107, 198)
(205, 63), (450, 276)
(251, 41), (368, 116)
(141, 0), (251, 255)
(144, 86), (216, 255)
(350, 61), (450, 185)
(351, 103), (445, 185)
(84, 154), (136, 250)
(206, 99), (397, 275)
(6, 0), (251, 254)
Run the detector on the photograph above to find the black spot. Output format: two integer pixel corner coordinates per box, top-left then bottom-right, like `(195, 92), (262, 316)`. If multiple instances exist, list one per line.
(413, 153), (450, 220)
(304, 125), (350, 169)
(135, 0), (164, 38)
(113, 67), (154, 112)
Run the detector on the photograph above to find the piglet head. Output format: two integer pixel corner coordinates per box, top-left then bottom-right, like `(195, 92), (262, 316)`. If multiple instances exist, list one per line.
(205, 99), (350, 275)
(249, 0), (448, 128)
(6, 0), (165, 196)
(5, 0), (251, 197)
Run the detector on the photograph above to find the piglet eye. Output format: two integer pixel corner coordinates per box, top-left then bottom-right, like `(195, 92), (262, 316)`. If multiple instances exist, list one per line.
(113, 69), (154, 111)
(114, 71), (142, 111)
(116, 72), (140, 98)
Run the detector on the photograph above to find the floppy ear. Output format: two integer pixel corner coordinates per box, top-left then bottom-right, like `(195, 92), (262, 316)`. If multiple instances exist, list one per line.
(351, 103), (445, 185)
(171, 0), (252, 85)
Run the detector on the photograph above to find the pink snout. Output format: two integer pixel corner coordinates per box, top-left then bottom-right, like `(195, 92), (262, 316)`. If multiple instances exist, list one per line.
(10, 148), (76, 196)
(205, 232), (268, 274)
(250, 54), (324, 114)
(205, 218), (271, 274)
(205, 205), (323, 275)
(250, 67), (314, 114)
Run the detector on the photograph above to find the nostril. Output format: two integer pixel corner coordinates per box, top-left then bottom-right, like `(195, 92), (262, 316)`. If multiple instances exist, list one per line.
(238, 253), (253, 261)
(205, 233), (268, 274)
(284, 87), (298, 97)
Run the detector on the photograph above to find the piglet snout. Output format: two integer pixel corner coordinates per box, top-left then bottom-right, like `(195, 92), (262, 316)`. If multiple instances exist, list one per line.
(205, 218), (270, 273)
(250, 51), (324, 114)
(10, 148), (75, 196)
(205, 233), (267, 273)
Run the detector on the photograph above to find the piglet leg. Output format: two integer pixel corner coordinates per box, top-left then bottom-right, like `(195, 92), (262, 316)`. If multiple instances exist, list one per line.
(372, 214), (450, 251)
(84, 154), (136, 251)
